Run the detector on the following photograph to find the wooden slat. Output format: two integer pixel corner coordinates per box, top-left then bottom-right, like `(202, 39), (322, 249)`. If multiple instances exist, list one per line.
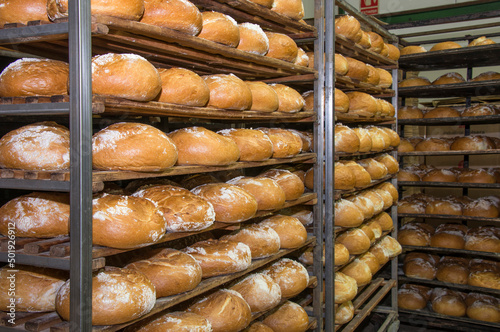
(335, 147), (396, 160)
(399, 181), (500, 189)
(335, 112), (396, 124)
(398, 213), (500, 225)
(25, 312), (62, 332)
(1, 312), (45, 327)
(399, 148), (500, 156)
(334, 174), (397, 200)
(0, 237), (40, 251)
(399, 276), (500, 296)
(398, 114), (500, 126)
(336, 74), (395, 97)
(398, 80), (500, 98)
(24, 237), (70, 254)
(402, 245), (500, 260)
(398, 308), (500, 330)
(335, 35), (397, 68)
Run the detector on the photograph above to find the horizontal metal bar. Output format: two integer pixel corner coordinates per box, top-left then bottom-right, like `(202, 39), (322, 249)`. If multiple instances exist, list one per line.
(0, 179), (70, 191)
(0, 22), (69, 43)
(0, 102), (70, 116)
(0, 252), (70, 270)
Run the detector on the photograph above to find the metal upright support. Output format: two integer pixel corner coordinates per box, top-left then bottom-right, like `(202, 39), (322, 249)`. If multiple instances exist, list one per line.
(324, 0), (336, 330)
(68, 0), (93, 330)
(313, 1), (325, 331)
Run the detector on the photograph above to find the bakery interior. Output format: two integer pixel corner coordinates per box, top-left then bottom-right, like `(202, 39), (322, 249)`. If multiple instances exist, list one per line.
(0, 0), (499, 331)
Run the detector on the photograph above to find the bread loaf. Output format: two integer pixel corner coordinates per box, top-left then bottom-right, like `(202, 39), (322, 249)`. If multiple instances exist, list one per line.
(357, 31), (372, 49)
(400, 45), (427, 55)
(471, 71), (500, 81)
(237, 22), (269, 55)
(230, 273), (281, 312)
(334, 162), (355, 190)
(259, 214), (307, 248)
(430, 41), (462, 51)
(430, 223), (466, 249)
(56, 267), (156, 325)
(156, 67), (209, 106)
(217, 128), (273, 161)
(399, 77), (431, 87)
(203, 73), (252, 110)
(431, 288), (466, 317)
(375, 182), (398, 202)
(125, 248), (202, 298)
(187, 289), (252, 332)
(432, 72), (465, 85)
(451, 135), (496, 151)
(422, 168), (457, 182)
(335, 124), (360, 153)
(334, 272), (358, 303)
(0, 192), (69, 238)
(335, 53), (349, 75)
(399, 106), (424, 119)
(131, 311), (212, 332)
(227, 176), (285, 211)
(462, 105), (498, 117)
(341, 259), (373, 286)
(337, 228), (371, 255)
(335, 243), (351, 266)
(221, 223), (281, 259)
(398, 284), (429, 310)
(386, 43), (401, 60)
(466, 295), (500, 323)
(403, 252), (438, 280)
(335, 301), (354, 325)
(270, 0), (305, 20)
(262, 301), (309, 332)
(294, 47), (309, 66)
(360, 220), (383, 244)
(468, 36), (496, 47)
(371, 211), (394, 231)
(183, 239), (252, 277)
(366, 32), (384, 53)
(397, 223), (433, 246)
(359, 190), (385, 215)
(245, 81), (279, 113)
(0, 0), (48, 25)
(335, 15), (361, 42)
(334, 199), (364, 227)
(260, 168), (305, 200)
(376, 68), (393, 88)
(340, 160), (372, 187)
(346, 91), (379, 117)
(415, 138), (451, 151)
(140, 0), (202, 35)
(357, 158), (388, 180)
(352, 127), (373, 152)
(247, 322), (274, 332)
(93, 122), (178, 171)
(47, 0), (144, 21)
(262, 258), (309, 298)
(345, 57), (369, 81)
(270, 84), (305, 113)
(198, 11), (239, 47)
(463, 198), (499, 218)
(265, 32), (299, 62)
(257, 128), (303, 158)
(436, 257), (469, 284)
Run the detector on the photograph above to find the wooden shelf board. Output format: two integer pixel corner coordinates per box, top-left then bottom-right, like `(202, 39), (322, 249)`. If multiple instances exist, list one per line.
(334, 174), (397, 200)
(398, 308), (500, 330)
(398, 181), (500, 189)
(335, 35), (398, 68)
(399, 276), (500, 296)
(336, 74), (395, 97)
(402, 245), (500, 260)
(398, 213), (500, 224)
(399, 148), (500, 156)
(335, 148), (396, 160)
(398, 80), (500, 98)
(398, 114), (500, 126)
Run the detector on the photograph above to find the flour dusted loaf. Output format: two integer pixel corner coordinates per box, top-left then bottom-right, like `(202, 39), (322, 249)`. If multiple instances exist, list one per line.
(92, 194), (166, 249)
(92, 122), (178, 171)
(262, 301), (309, 332)
(432, 72), (465, 85)
(191, 183), (257, 223)
(0, 122), (70, 171)
(265, 32), (299, 62)
(261, 258), (310, 298)
(0, 192), (69, 238)
(156, 67), (209, 106)
(168, 126), (239, 166)
(0, 0), (48, 25)
(335, 124), (360, 153)
(131, 311), (212, 332)
(230, 273), (281, 312)
(56, 267), (156, 325)
(0, 58), (68, 97)
(221, 223), (281, 259)
(227, 176), (286, 210)
(270, 84), (305, 113)
(259, 214), (307, 248)
(341, 258), (373, 286)
(345, 57), (369, 81)
(183, 239), (252, 277)
(198, 11), (240, 47)
(203, 73), (252, 110)
(335, 272), (358, 303)
(270, 0), (304, 20)
(430, 41), (462, 52)
(400, 45), (427, 55)
(245, 81), (279, 113)
(335, 15), (361, 42)
(47, 0), (144, 21)
(218, 128), (273, 161)
(334, 199), (364, 227)
(125, 248), (202, 298)
(0, 266), (66, 312)
(247, 322), (274, 332)
(399, 77), (431, 88)
(237, 22), (269, 55)
(140, 0), (202, 35)
(398, 284), (431, 310)
(187, 289), (252, 332)
(258, 128), (303, 158)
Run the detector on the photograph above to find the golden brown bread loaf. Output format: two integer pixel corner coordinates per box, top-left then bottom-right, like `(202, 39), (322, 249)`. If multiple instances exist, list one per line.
(257, 128), (303, 158)
(376, 68), (393, 88)
(333, 88), (351, 113)
(335, 301), (354, 325)
(93, 122), (178, 171)
(198, 11), (240, 47)
(466, 294), (500, 323)
(398, 284), (430, 310)
(203, 73), (252, 110)
(337, 228), (371, 255)
(1, 0), (48, 25)
(227, 176), (285, 211)
(430, 223), (466, 249)
(92, 53), (161, 101)
(341, 259), (373, 286)
(125, 248), (202, 298)
(262, 301), (309, 332)
(183, 239), (252, 278)
(357, 158), (388, 180)
(56, 267), (155, 325)
(471, 71), (500, 81)
(399, 77), (431, 87)
(245, 81), (279, 113)
(357, 31), (372, 49)
(458, 168), (496, 183)
(462, 105), (499, 117)
(230, 273), (281, 313)
(468, 260), (500, 290)
(431, 288), (467, 317)
(140, 0), (202, 35)
(248, 322), (275, 332)
(430, 41), (462, 51)
(334, 272), (358, 303)
(0, 266), (66, 312)
(47, 0), (144, 21)
(424, 106), (461, 118)
(92, 194), (166, 249)
(359, 220), (382, 244)
(191, 183), (257, 223)
(451, 135), (496, 151)
(335, 53), (349, 75)
(156, 67), (209, 106)
(359, 190), (385, 215)
(221, 223), (281, 259)
(261, 258), (310, 298)
(359, 251), (380, 274)
(415, 138), (451, 151)
(0, 58), (68, 97)
(270, 0), (305, 20)
(237, 22), (270, 55)
(335, 124), (360, 153)
(468, 36), (496, 47)
(340, 160), (372, 187)
(335, 243), (351, 266)
(375, 153), (399, 174)
(366, 31), (384, 53)
(270, 84), (305, 113)
(335, 15), (361, 42)
(371, 211), (394, 231)
(265, 32), (299, 62)
(364, 64), (380, 85)
(398, 222), (433, 246)
(218, 128), (273, 161)
(302, 90), (314, 112)
(352, 127), (373, 152)
(386, 43), (401, 60)
(187, 289), (252, 332)
(247, 0), (274, 7)
(259, 214), (307, 249)
(400, 45), (427, 55)
(422, 168), (457, 182)
(334, 199), (365, 228)
(294, 47), (310, 66)
(131, 311), (212, 332)
(0, 121), (70, 171)
(260, 168), (305, 200)
(432, 72), (465, 85)
(436, 256), (469, 284)
(403, 252), (438, 280)
(398, 106), (424, 119)
(346, 91), (379, 117)
(463, 198), (499, 218)
(345, 57), (369, 81)
(334, 162), (355, 190)
(465, 226), (500, 253)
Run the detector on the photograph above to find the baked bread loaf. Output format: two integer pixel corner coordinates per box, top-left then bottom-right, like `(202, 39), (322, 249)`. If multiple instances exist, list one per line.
(431, 288), (466, 317)
(0, 192), (69, 238)
(424, 106), (461, 118)
(471, 71), (500, 81)
(366, 32), (384, 53)
(0, 266), (65, 312)
(265, 32), (299, 62)
(198, 11), (239, 47)
(270, 84), (305, 113)
(466, 293), (500, 322)
(359, 220), (382, 244)
(188, 289), (251, 332)
(131, 311), (212, 332)
(399, 106), (424, 119)
(458, 168), (496, 183)
(346, 91), (379, 117)
(183, 239), (252, 277)
(462, 105), (498, 117)
(468, 260), (500, 290)
(302, 90), (314, 112)
(352, 127), (372, 152)
(203, 73), (252, 110)
(337, 228), (371, 255)
(257, 128), (303, 158)
(56, 267), (155, 325)
(294, 47), (309, 66)
(341, 259), (373, 286)
(270, 0), (305, 20)
(468, 36), (496, 47)
(335, 15), (361, 42)
(335, 124), (360, 153)
(403, 252), (438, 280)
(430, 223), (466, 249)
(335, 272), (358, 303)
(376, 68), (393, 88)
(465, 226), (500, 253)
(191, 183), (257, 223)
(247, 0), (273, 7)
(0, 58), (69, 97)
(335, 243), (351, 266)
(415, 138), (451, 151)
(156, 67), (209, 106)
(345, 57), (369, 81)
(262, 258), (309, 298)
(333, 89), (350, 113)
(248, 322), (274, 332)
(230, 273), (281, 312)
(92, 53), (161, 101)
(364, 64), (380, 85)
(259, 214), (307, 248)
(340, 160), (372, 187)
(386, 43), (401, 60)
(398, 284), (430, 310)
(359, 251), (380, 274)
(375, 153), (399, 173)
(262, 301), (309, 332)
(371, 211), (394, 231)
(335, 162), (356, 190)
(436, 256), (469, 284)
(463, 198), (499, 218)
(222, 224), (281, 259)
(335, 53), (349, 75)
(217, 128), (273, 161)
(432, 72), (466, 85)
(335, 301), (354, 325)
(140, 0), (202, 35)
(334, 199), (365, 228)
(400, 45), (427, 55)
(237, 22), (269, 55)
(359, 190), (385, 215)
(245, 81), (279, 113)
(227, 176), (285, 211)
(260, 168), (305, 200)
(93, 122), (178, 171)
(0, 121), (69, 171)
(430, 41), (462, 51)
(125, 248), (202, 298)
(451, 135), (496, 151)
(357, 31), (372, 49)
(47, 0), (144, 21)
(357, 158), (388, 180)
(92, 194), (165, 249)
(422, 168), (457, 182)
(1, 0), (48, 25)
(399, 77), (431, 87)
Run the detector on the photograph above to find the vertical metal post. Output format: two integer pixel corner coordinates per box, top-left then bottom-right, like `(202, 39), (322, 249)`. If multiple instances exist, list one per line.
(390, 64), (399, 317)
(324, 0), (336, 330)
(313, 1), (325, 331)
(69, 0), (93, 330)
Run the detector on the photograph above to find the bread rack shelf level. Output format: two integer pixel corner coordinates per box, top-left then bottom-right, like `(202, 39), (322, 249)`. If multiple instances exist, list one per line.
(399, 149), (500, 156)
(398, 276), (500, 297)
(398, 114), (500, 126)
(398, 309), (500, 331)
(398, 181), (500, 189)
(398, 213), (500, 225)
(398, 80), (500, 98)
(402, 245), (500, 260)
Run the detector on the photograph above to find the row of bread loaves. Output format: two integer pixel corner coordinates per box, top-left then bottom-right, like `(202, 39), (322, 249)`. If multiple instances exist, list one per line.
(398, 284), (500, 323)
(398, 164), (500, 184)
(335, 53), (394, 88)
(398, 135), (500, 153)
(335, 124), (400, 153)
(0, 56), (308, 112)
(399, 104), (500, 119)
(400, 36), (496, 55)
(399, 71), (500, 88)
